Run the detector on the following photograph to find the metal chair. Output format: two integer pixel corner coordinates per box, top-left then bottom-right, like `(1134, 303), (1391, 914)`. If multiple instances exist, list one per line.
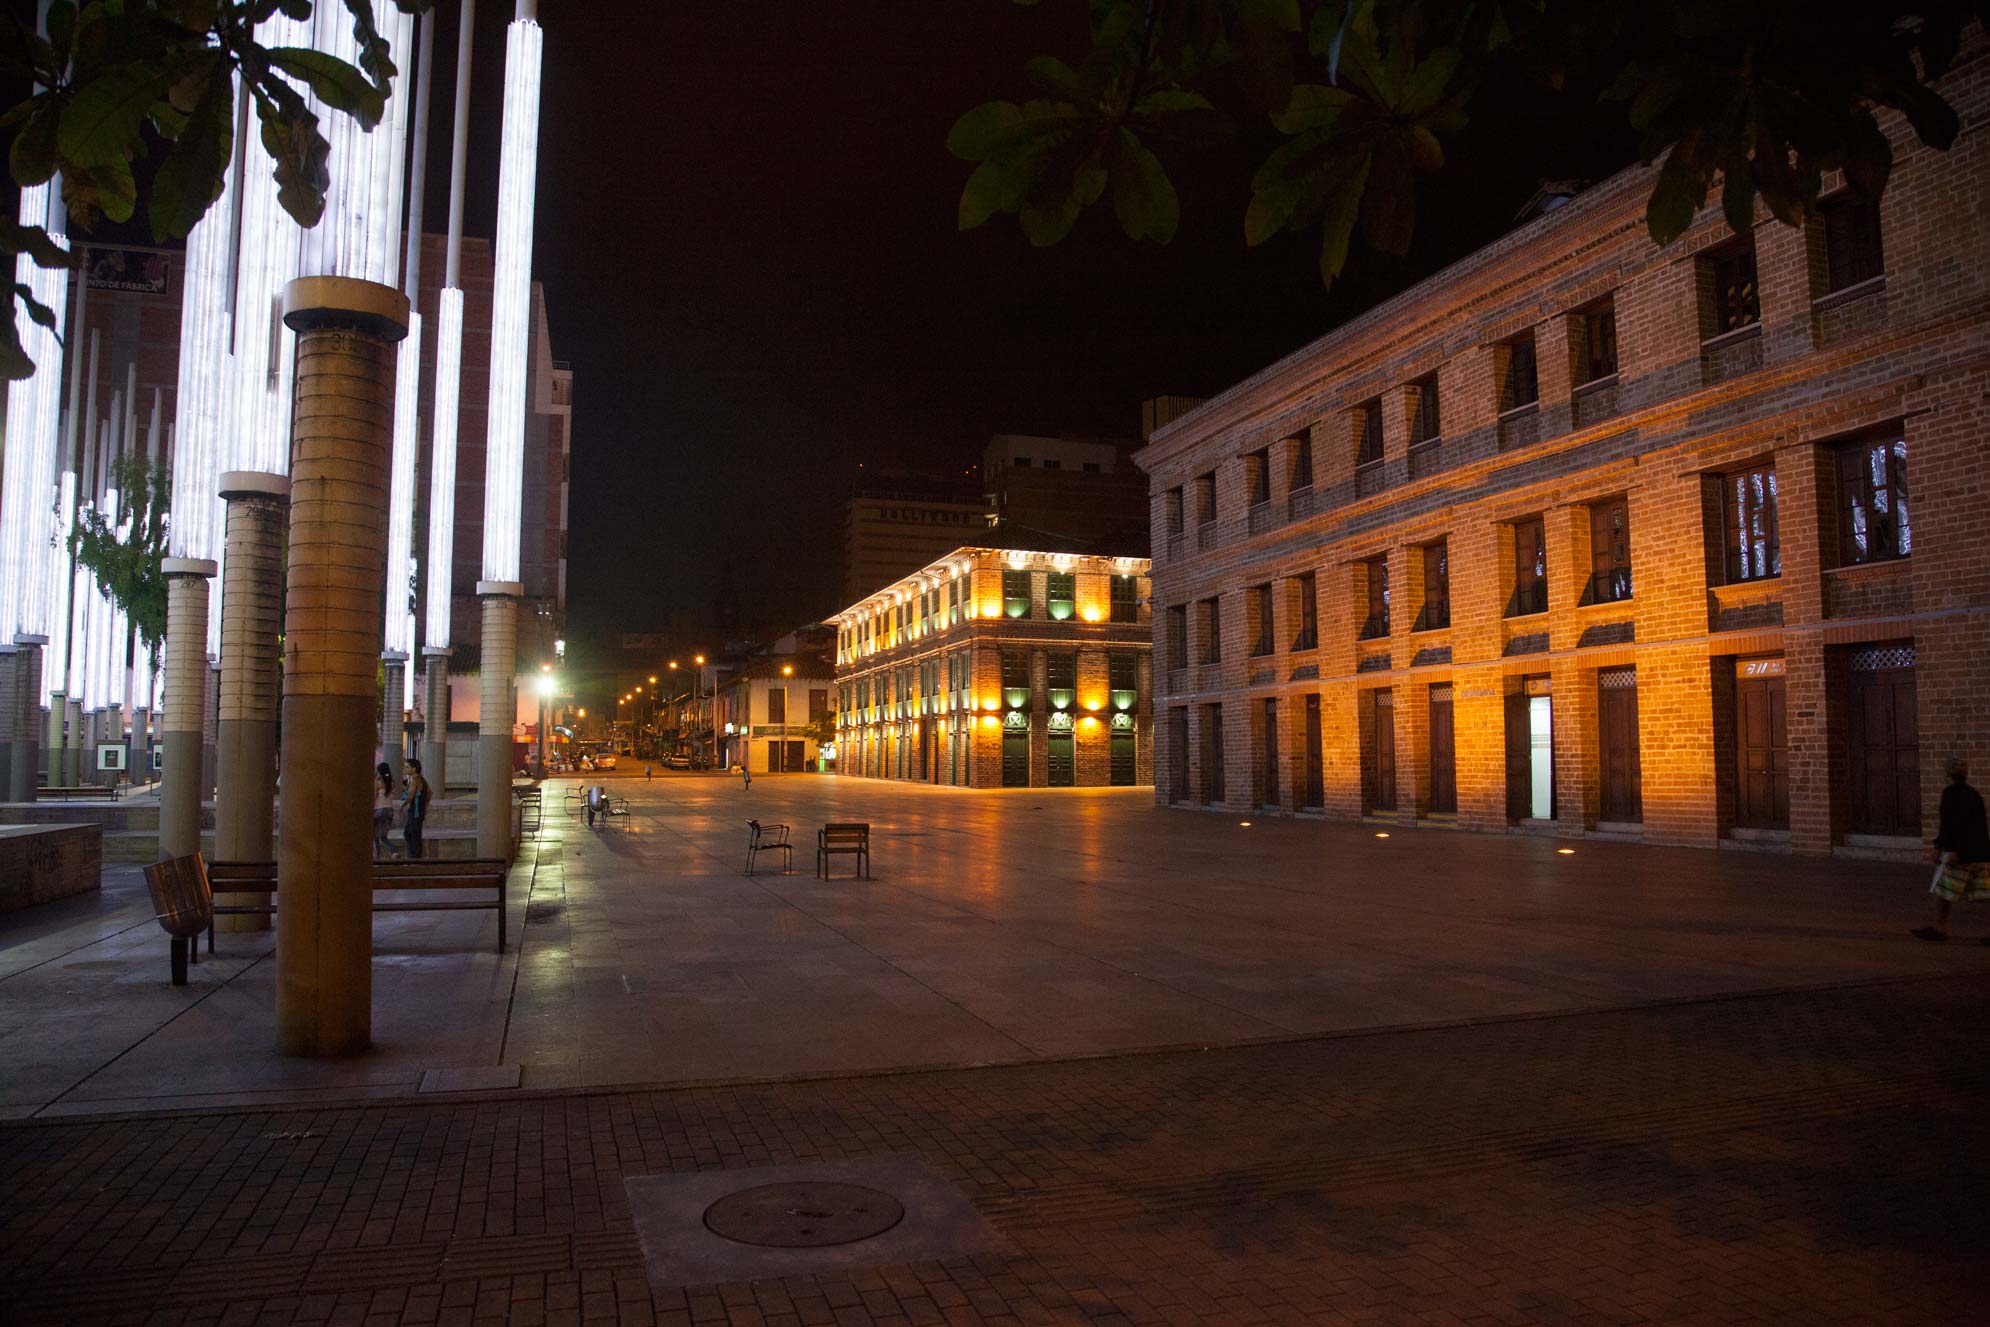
(745, 820), (792, 875)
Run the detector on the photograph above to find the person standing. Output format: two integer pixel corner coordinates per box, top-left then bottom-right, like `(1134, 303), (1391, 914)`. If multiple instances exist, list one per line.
(1913, 756), (1990, 942)
(373, 762), (398, 859)
(741, 760), (752, 791)
(403, 758), (431, 861)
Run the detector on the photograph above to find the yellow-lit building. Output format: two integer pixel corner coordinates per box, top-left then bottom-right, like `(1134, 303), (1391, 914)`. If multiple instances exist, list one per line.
(833, 548), (1153, 788)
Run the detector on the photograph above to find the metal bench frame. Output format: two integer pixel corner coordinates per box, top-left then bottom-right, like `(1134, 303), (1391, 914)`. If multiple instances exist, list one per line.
(205, 857), (511, 952)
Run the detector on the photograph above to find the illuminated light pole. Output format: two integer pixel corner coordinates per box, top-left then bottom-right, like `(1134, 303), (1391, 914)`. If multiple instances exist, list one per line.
(0, 181), (68, 799)
(423, 0), (477, 793)
(162, 131), (237, 860)
(383, 10), (434, 787)
(476, 2), (543, 861)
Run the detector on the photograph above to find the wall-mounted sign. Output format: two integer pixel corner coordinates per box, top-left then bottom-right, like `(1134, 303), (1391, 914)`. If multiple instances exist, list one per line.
(97, 744), (126, 772)
(1736, 657), (1786, 679)
(83, 247), (170, 294)
(1524, 678), (1554, 696)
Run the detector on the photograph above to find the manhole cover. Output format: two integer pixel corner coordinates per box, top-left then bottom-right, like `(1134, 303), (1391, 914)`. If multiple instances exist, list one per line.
(703, 1182), (904, 1248)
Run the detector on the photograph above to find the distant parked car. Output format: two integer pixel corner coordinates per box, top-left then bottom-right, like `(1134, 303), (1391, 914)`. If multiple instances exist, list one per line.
(594, 753), (618, 770)
(663, 753), (691, 769)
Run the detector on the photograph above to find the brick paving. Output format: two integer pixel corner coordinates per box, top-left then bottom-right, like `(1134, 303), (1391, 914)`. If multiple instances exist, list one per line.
(3, 971), (1986, 1326)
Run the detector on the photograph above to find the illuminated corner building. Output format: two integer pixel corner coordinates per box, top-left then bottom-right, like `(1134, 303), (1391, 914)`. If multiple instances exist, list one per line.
(834, 548), (1153, 789)
(841, 471), (991, 607)
(408, 233), (572, 679)
(1138, 50), (1990, 857)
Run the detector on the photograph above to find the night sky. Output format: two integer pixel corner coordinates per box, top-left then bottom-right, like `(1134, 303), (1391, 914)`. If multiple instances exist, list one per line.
(427, 3), (1637, 661)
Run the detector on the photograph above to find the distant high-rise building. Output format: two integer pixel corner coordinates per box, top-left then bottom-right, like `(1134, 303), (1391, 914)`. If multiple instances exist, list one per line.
(982, 433), (1148, 558)
(841, 470), (990, 607)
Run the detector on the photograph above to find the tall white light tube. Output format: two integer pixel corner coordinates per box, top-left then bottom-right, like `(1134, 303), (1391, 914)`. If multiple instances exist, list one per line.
(386, 310), (423, 669)
(170, 177), (234, 567)
(479, 17), (543, 584)
(301, 7), (413, 285)
(424, 289), (464, 648)
(0, 183), (69, 643)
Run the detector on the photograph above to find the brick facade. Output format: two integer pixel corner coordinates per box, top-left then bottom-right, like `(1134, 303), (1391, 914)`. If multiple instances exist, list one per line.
(833, 549), (1154, 789)
(1138, 49), (1990, 858)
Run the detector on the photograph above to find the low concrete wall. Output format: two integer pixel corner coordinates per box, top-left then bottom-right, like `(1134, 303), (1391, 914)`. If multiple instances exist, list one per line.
(0, 823), (102, 912)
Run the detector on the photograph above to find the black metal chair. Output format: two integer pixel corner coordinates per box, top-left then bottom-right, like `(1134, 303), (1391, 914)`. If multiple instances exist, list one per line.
(745, 820), (792, 875)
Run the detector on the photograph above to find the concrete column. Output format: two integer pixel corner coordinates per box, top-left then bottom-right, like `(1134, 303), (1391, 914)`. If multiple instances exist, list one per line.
(12, 639), (43, 800)
(201, 660), (221, 799)
(477, 582), (520, 861)
(382, 656), (407, 783)
(275, 275), (408, 1059)
(160, 559), (217, 860)
(65, 698), (82, 784)
(46, 688), (64, 788)
(0, 649), (17, 800)
(216, 471), (289, 931)
(421, 646), (450, 789)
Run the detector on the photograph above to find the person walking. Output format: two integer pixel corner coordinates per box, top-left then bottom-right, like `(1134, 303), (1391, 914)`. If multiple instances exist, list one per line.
(372, 762), (399, 859)
(1913, 756), (1990, 942)
(741, 761), (751, 792)
(645, 763), (652, 780)
(402, 758), (431, 861)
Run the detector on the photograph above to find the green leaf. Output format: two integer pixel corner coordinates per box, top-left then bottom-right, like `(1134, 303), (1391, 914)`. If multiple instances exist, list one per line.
(1244, 180), (1297, 246)
(1647, 135), (1712, 245)
(947, 101), (1024, 161)
(1025, 55), (1086, 96)
(0, 221), (72, 268)
(9, 98), (59, 186)
(151, 61), (235, 241)
(1360, 143), (1415, 255)
(1720, 145), (1756, 236)
(57, 61), (161, 170)
(1271, 83), (1353, 134)
(264, 46), (386, 129)
(958, 160), (1018, 230)
(1400, 48), (1460, 115)
(0, 325), (37, 381)
(1317, 153), (1372, 287)
(1019, 187), (1082, 247)
(1135, 88), (1216, 115)
(1111, 133), (1179, 244)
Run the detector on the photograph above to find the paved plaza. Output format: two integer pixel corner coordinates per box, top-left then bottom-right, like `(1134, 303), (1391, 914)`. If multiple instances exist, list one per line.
(3, 776), (1988, 1323)
(4, 774), (1989, 1118)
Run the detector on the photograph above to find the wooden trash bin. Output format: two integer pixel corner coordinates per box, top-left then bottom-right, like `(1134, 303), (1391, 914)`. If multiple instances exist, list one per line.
(142, 854), (215, 986)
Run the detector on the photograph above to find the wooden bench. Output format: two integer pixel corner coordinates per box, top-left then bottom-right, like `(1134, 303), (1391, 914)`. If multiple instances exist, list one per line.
(816, 822), (870, 879)
(744, 820), (791, 875)
(142, 854), (214, 985)
(205, 858), (511, 952)
(38, 782), (123, 801)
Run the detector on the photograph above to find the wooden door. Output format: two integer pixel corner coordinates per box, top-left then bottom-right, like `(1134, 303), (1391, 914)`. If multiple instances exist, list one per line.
(1303, 695), (1324, 808)
(1261, 698), (1279, 808)
(1048, 728), (1075, 786)
(1428, 686), (1456, 814)
(1598, 669), (1642, 823)
(1110, 729), (1135, 786)
(1363, 689), (1396, 813)
(1848, 656), (1920, 834)
(1735, 674), (1789, 830)
(1202, 704), (1225, 803)
(1002, 728), (1029, 786)
(1169, 709), (1189, 802)
(786, 740), (806, 773)
(1505, 691), (1531, 821)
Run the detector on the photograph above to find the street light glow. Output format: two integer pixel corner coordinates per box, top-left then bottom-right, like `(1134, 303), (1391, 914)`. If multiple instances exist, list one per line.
(535, 673), (555, 698)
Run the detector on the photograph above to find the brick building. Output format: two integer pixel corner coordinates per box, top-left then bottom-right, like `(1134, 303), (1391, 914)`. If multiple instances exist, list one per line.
(833, 548), (1154, 788)
(1137, 54), (1990, 857)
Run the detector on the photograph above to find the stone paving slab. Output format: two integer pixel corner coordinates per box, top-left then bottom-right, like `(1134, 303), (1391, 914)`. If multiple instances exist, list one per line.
(4, 773), (1989, 1118)
(0, 973), (1984, 1325)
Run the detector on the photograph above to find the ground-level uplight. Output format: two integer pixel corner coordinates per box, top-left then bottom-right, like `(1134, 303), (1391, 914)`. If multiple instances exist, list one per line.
(1557, 847), (1576, 855)
(1239, 820), (1252, 827)
(1375, 831), (1391, 838)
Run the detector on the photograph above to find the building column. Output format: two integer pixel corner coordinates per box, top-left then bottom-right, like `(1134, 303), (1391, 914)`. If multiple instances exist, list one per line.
(160, 559), (217, 860)
(382, 655), (407, 783)
(0, 648), (17, 800)
(216, 472), (289, 928)
(46, 686), (64, 789)
(12, 639), (44, 801)
(275, 275), (408, 1058)
(477, 581), (521, 861)
(65, 697), (82, 785)
(421, 645), (450, 789)
(202, 660), (221, 800)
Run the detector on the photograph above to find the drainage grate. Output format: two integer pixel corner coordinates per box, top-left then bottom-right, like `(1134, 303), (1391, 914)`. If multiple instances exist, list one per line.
(704, 1182), (904, 1248)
